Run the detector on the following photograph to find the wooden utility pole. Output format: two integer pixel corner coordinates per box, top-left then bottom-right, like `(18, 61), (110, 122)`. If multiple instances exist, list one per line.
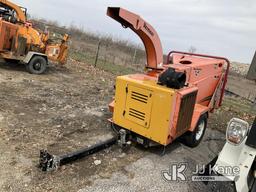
(247, 51), (256, 81)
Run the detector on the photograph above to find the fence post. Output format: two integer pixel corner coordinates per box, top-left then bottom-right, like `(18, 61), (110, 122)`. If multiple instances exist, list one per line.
(104, 43), (109, 65)
(124, 56), (127, 66)
(132, 48), (137, 65)
(253, 97), (256, 110)
(94, 41), (101, 67)
(112, 55), (116, 65)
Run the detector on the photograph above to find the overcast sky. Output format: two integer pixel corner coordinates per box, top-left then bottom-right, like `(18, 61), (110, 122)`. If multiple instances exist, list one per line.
(13, 0), (256, 63)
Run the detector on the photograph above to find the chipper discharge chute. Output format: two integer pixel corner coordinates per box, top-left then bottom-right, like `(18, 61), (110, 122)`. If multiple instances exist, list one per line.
(39, 7), (230, 171)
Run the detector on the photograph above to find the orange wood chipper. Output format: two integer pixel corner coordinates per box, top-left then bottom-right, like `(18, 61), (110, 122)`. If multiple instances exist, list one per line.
(108, 7), (230, 148)
(0, 0), (69, 74)
(39, 7), (230, 171)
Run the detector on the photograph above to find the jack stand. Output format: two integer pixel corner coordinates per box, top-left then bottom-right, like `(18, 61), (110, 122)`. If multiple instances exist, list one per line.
(39, 136), (117, 172)
(161, 146), (166, 156)
(118, 129), (131, 148)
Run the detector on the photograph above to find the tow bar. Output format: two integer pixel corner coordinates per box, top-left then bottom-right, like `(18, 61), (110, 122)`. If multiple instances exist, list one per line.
(39, 128), (132, 172)
(39, 136), (118, 172)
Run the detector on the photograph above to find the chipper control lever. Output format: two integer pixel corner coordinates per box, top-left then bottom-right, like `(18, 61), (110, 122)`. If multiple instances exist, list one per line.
(39, 136), (117, 172)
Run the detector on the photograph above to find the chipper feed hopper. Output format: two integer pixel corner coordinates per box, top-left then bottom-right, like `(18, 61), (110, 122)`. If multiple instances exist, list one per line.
(0, 0), (69, 74)
(39, 7), (230, 172)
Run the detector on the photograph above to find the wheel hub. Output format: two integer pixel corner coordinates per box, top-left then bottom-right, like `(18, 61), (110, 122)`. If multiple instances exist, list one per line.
(34, 62), (41, 70)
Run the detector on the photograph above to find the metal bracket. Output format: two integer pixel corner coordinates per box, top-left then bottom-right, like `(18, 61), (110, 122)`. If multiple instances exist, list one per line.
(39, 150), (60, 172)
(118, 129), (131, 148)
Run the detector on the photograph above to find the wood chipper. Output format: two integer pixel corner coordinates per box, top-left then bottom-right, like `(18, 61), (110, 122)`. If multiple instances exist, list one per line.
(39, 7), (230, 171)
(0, 0), (69, 74)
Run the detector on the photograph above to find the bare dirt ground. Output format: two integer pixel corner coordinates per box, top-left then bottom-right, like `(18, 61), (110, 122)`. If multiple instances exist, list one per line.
(0, 60), (255, 192)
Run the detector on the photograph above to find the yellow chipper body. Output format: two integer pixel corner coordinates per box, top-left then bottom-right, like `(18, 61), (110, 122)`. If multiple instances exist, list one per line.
(113, 75), (176, 146)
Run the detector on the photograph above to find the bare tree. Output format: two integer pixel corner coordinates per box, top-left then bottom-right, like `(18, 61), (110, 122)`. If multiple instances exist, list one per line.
(188, 46), (197, 53)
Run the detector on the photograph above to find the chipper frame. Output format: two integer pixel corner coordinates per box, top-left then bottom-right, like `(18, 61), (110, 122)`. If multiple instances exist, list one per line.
(39, 7), (230, 171)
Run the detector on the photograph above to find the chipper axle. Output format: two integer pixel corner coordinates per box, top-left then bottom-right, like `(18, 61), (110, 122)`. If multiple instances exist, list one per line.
(39, 136), (117, 172)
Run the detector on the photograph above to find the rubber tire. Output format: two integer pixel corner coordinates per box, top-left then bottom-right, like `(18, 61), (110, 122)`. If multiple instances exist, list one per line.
(182, 114), (207, 148)
(26, 56), (47, 74)
(251, 179), (256, 192)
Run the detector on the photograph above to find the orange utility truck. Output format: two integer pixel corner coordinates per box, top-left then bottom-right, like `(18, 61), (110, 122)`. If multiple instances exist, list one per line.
(0, 0), (69, 74)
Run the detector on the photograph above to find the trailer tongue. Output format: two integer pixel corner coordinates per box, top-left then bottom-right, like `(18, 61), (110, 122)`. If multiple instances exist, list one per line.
(39, 136), (117, 172)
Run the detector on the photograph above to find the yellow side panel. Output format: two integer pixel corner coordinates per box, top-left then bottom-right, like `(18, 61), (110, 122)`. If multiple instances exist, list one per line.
(125, 85), (153, 128)
(113, 75), (175, 145)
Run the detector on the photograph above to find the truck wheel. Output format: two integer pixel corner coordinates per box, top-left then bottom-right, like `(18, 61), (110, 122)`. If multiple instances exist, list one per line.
(26, 56), (47, 74)
(182, 114), (207, 148)
(251, 180), (256, 192)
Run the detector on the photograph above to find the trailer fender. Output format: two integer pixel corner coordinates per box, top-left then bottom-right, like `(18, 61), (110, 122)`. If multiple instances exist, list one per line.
(189, 104), (209, 132)
(22, 52), (48, 64)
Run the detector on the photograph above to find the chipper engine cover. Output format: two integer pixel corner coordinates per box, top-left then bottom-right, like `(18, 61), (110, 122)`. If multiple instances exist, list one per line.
(108, 7), (230, 147)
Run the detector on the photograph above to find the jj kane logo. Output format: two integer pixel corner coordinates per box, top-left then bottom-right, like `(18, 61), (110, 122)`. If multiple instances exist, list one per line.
(162, 162), (240, 182)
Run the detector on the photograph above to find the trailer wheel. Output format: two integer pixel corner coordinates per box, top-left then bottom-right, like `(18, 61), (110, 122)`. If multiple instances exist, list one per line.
(182, 114), (207, 148)
(26, 56), (47, 74)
